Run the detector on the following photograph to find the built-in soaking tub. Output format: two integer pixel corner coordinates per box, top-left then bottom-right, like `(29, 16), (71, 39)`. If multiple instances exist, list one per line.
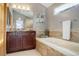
(36, 37), (79, 56)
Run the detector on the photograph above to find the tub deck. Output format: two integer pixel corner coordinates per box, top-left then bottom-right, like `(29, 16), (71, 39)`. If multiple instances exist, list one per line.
(36, 37), (79, 56)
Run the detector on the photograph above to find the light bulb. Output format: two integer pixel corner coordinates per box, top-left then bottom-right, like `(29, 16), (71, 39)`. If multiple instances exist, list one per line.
(26, 5), (30, 11)
(22, 6), (26, 9)
(12, 4), (16, 8)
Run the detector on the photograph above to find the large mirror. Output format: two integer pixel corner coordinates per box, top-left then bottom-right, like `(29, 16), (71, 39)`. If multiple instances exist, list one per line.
(7, 3), (34, 31)
(6, 3), (48, 37)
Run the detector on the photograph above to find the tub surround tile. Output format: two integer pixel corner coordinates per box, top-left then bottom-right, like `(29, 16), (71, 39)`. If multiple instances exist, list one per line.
(49, 31), (62, 39)
(71, 32), (79, 43)
(47, 47), (64, 56)
(49, 31), (79, 43)
(36, 40), (64, 56)
(36, 38), (79, 56)
(36, 40), (48, 56)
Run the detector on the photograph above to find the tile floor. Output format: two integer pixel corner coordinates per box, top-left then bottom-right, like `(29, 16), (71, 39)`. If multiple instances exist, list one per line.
(6, 49), (41, 56)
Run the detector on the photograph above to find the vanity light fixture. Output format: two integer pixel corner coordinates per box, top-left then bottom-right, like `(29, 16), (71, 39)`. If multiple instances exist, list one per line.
(54, 3), (79, 15)
(12, 4), (31, 11)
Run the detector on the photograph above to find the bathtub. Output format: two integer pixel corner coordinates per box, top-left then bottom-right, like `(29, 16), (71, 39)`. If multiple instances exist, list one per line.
(36, 37), (79, 56)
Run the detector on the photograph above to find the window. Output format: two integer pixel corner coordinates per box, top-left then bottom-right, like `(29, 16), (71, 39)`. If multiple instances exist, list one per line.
(16, 17), (24, 30)
(54, 3), (79, 15)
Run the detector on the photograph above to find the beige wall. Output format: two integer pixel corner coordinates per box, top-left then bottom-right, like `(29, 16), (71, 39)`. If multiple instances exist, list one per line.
(47, 3), (79, 43)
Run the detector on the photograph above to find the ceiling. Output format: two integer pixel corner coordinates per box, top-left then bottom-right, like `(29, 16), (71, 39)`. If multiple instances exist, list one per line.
(9, 3), (54, 17)
(41, 3), (53, 8)
(13, 8), (33, 18)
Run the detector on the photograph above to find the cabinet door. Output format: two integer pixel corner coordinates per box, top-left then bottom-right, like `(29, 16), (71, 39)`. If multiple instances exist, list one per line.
(7, 31), (36, 53)
(7, 32), (16, 53)
(15, 32), (22, 51)
(7, 32), (23, 53)
(22, 32), (36, 49)
(29, 31), (36, 48)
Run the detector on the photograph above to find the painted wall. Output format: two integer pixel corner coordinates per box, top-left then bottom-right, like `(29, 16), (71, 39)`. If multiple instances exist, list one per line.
(31, 3), (48, 37)
(47, 3), (79, 43)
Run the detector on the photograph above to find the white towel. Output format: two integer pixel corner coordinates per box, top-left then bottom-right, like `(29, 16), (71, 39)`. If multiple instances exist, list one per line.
(62, 20), (71, 40)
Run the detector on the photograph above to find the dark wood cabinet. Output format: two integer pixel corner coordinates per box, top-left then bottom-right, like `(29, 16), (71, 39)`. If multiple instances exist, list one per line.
(6, 31), (36, 53)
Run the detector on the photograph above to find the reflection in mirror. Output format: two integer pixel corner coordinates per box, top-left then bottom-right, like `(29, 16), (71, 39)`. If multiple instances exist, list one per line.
(16, 17), (24, 30)
(6, 3), (48, 37)
(7, 4), (34, 31)
(13, 9), (33, 31)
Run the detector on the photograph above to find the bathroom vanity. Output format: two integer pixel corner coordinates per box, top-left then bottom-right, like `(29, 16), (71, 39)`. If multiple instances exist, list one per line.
(6, 31), (36, 53)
